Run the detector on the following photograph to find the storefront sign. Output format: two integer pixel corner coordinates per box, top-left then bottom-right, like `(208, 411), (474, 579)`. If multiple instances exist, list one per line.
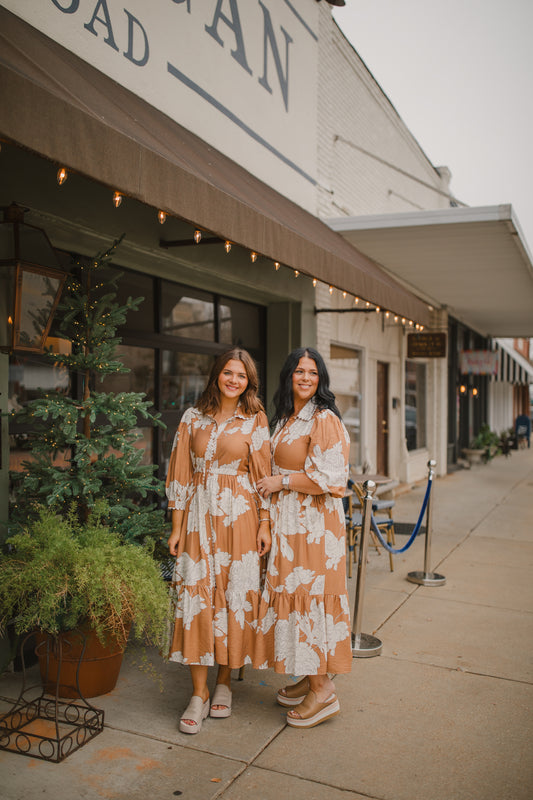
(459, 350), (499, 375)
(407, 333), (447, 358)
(1, 0), (318, 211)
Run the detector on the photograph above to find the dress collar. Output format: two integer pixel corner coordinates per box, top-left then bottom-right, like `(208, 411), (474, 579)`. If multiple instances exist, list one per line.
(292, 400), (317, 421)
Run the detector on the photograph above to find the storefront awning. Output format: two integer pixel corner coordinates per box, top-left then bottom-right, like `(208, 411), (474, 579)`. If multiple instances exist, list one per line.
(0, 8), (430, 327)
(327, 206), (533, 337)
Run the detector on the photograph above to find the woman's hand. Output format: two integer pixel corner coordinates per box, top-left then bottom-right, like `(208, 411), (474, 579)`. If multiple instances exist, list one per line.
(168, 529), (181, 556)
(257, 475), (283, 498)
(257, 521), (271, 556)
(168, 510), (183, 556)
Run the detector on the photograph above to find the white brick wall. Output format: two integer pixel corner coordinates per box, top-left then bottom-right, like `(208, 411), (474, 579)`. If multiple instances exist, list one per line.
(317, 8), (452, 220)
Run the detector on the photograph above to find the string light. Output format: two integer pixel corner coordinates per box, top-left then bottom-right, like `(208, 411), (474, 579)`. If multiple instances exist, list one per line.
(394, 315), (399, 322)
(354, 297), (359, 305)
(376, 306), (380, 313)
(385, 311), (390, 319)
(57, 167), (68, 185)
(225, 240), (232, 253)
(312, 278), (317, 287)
(401, 317), (406, 325)
(157, 210), (167, 224)
(194, 229), (202, 243)
(409, 320), (413, 326)
(250, 251), (258, 262)
(112, 191), (122, 208)
(365, 300), (370, 308)
(329, 285), (333, 294)
(342, 291), (347, 298)
(274, 262), (280, 270)
(294, 270), (299, 277)
(420, 325), (424, 331)
(472, 387), (479, 397)
(459, 384), (467, 394)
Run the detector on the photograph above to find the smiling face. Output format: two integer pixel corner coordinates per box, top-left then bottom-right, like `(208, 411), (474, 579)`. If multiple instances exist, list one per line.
(292, 356), (319, 407)
(217, 359), (249, 401)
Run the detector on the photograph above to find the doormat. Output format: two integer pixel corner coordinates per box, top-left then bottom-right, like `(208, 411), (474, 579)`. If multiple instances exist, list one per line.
(394, 523), (425, 536)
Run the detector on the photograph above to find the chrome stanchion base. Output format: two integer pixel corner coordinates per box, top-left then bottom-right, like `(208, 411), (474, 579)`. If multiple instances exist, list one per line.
(407, 570), (446, 586)
(351, 632), (383, 658)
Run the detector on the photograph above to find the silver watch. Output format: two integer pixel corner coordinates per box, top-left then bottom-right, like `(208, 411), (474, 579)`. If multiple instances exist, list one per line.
(281, 475), (290, 488)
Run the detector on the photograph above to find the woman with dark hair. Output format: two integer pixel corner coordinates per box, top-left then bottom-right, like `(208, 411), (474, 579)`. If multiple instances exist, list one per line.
(256, 347), (351, 728)
(166, 347), (271, 734)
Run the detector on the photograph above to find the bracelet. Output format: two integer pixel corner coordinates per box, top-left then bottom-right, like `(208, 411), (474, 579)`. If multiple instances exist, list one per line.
(259, 516), (269, 522)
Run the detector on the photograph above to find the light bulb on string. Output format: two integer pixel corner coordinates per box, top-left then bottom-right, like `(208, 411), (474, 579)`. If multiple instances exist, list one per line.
(274, 261), (280, 270)
(385, 311), (390, 319)
(294, 270), (299, 277)
(194, 229), (202, 244)
(57, 167), (68, 185)
(312, 278), (317, 287)
(409, 320), (413, 326)
(394, 315), (399, 322)
(250, 251), (258, 263)
(113, 191), (122, 208)
(158, 210), (167, 224)
(342, 291), (347, 299)
(366, 300), (370, 308)
(354, 297), (359, 304)
(401, 318), (406, 325)
(329, 285), (333, 295)
(225, 240), (232, 254)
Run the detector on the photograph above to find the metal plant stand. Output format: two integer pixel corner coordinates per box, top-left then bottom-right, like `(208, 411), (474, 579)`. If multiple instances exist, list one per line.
(0, 631), (104, 763)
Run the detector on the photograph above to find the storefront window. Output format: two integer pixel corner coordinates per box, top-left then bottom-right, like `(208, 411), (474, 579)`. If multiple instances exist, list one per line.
(161, 283), (214, 341)
(219, 296), (262, 351)
(329, 345), (362, 468)
(161, 350), (211, 412)
(405, 360), (427, 451)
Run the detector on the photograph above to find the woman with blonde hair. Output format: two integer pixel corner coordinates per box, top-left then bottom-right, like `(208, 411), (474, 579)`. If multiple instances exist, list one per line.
(166, 347), (271, 734)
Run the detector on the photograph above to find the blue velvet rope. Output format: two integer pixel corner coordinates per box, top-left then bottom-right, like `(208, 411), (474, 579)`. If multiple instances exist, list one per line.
(368, 475), (433, 554)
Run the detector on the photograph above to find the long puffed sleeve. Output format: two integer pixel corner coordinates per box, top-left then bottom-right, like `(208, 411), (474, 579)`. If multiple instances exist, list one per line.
(248, 410), (272, 514)
(304, 409), (350, 498)
(165, 408), (194, 510)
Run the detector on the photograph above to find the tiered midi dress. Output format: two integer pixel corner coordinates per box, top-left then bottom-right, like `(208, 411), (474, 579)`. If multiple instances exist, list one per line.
(255, 401), (352, 675)
(166, 406), (271, 668)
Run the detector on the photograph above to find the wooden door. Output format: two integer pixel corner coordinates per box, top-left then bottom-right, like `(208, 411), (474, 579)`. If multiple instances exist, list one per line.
(376, 361), (389, 475)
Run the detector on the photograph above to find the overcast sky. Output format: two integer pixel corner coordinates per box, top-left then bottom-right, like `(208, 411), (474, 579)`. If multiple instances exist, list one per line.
(332, 0), (533, 253)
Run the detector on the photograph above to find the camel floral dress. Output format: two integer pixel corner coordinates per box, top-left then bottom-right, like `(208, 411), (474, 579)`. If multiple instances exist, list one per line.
(255, 401), (352, 675)
(166, 406), (271, 668)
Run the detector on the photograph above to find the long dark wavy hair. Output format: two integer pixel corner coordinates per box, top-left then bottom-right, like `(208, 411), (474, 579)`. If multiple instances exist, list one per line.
(271, 347), (341, 428)
(197, 347), (264, 417)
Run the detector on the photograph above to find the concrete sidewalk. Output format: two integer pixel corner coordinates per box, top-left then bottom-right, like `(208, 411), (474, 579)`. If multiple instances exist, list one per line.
(1, 449), (533, 799)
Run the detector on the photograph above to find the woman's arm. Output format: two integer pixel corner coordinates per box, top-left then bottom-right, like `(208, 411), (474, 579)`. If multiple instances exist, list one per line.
(257, 472), (323, 498)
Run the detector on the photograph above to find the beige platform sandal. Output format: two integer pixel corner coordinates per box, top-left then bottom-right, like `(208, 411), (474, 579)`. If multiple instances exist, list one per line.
(179, 695), (210, 734)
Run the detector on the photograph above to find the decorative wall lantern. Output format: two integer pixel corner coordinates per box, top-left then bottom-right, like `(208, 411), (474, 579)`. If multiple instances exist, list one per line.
(0, 203), (66, 353)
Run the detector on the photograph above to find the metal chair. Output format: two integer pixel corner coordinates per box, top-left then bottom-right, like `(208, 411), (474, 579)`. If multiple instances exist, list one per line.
(346, 478), (396, 572)
(515, 414), (531, 448)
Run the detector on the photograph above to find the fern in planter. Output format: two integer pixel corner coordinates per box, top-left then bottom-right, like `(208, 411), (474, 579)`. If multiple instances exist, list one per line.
(9, 238), (167, 547)
(0, 505), (168, 648)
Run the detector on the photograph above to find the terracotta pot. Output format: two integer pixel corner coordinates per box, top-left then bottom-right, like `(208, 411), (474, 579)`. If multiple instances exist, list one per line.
(35, 625), (129, 699)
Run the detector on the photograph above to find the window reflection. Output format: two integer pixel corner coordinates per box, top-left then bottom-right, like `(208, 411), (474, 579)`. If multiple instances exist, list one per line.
(405, 360), (427, 451)
(161, 351), (212, 412)
(103, 345), (155, 403)
(330, 345), (362, 468)
(161, 283), (214, 341)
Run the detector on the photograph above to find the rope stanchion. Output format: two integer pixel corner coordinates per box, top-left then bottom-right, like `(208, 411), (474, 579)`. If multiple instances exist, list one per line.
(369, 478), (431, 554)
(351, 480), (383, 658)
(407, 460), (446, 587)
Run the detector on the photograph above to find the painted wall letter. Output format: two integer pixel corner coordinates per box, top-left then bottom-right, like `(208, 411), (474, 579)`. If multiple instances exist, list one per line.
(257, 1), (292, 111)
(205, 0), (252, 76)
(50, 0), (80, 11)
(123, 10), (149, 66)
(84, 0), (119, 52)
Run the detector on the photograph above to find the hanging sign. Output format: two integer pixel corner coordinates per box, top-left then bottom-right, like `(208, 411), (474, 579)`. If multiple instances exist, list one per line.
(407, 333), (447, 358)
(459, 350), (499, 375)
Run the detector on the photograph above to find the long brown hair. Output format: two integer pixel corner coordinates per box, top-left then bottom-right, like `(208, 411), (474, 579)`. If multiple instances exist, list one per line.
(197, 348), (264, 416)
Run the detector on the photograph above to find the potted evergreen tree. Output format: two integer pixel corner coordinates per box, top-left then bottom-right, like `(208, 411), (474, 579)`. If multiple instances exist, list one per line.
(9, 238), (166, 546)
(6, 238), (169, 696)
